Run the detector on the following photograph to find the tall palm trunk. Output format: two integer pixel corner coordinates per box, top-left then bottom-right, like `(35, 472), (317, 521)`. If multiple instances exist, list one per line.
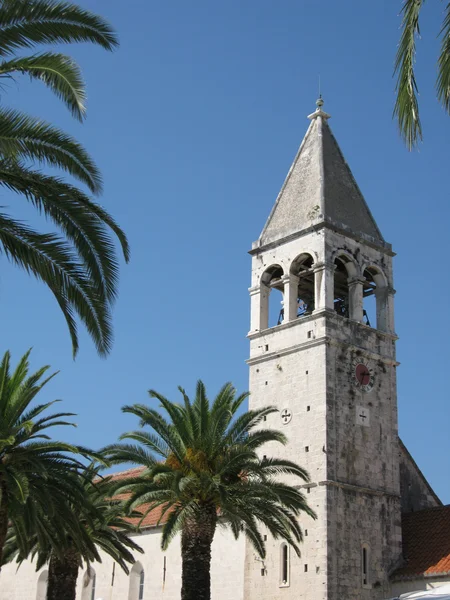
(47, 546), (80, 600)
(181, 504), (217, 600)
(0, 480), (8, 568)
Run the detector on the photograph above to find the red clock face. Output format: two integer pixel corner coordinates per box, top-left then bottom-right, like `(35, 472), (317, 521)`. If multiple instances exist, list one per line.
(353, 361), (375, 392)
(355, 363), (371, 386)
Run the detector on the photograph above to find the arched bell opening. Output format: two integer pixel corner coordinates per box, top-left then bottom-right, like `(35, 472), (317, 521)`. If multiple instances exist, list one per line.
(363, 266), (388, 331)
(333, 256), (351, 318)
(362, 268), (376, 327)
(260, 264), (284, 329)
(289, 253), (315, 319)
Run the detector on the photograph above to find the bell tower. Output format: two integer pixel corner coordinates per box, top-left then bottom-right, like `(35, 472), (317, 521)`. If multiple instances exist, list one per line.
(244, 99), (402, 600)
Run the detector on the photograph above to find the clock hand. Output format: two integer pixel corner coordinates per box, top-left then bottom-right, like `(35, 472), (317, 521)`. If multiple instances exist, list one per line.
(360, 371), (370, 385)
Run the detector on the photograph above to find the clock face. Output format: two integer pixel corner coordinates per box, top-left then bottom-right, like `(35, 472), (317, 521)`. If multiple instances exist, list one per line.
(352, 359), (375, 392)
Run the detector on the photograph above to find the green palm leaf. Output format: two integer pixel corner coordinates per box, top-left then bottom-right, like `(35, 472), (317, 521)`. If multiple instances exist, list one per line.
(0, 0), (118, 56)
(394, 0), (424, 149)
(0, 349), (94, 567)
(0, 109), (101, 193)
(0, 1), (126, 356)
(0, 52), (86, 120)
(0, 213), (113, 356)
(437, 3), (450, 114)
(0, 161), (130, 303)
(106, 381), (316, 600)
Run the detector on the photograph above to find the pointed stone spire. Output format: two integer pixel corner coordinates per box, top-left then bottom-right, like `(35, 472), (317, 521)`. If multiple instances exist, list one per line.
(257, 99), (384, 248)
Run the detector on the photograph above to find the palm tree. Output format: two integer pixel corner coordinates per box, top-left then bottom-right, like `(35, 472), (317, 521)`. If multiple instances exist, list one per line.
(394, 0), (450, 149)
(0, 0), (130, 356)
(4, 464), (143, 600)
(0, 348), (90, 566)
(105, 381), (316, 600)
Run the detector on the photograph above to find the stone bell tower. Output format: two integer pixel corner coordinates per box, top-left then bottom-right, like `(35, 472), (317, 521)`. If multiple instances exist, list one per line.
(244, 99), (402, 600)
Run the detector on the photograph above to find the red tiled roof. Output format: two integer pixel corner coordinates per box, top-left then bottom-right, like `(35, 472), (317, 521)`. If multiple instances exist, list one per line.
(393, 505), (450, 580)
(108, 467), (170, 529)
(108, 466), (146, 481)
(125, 502), (169, 528)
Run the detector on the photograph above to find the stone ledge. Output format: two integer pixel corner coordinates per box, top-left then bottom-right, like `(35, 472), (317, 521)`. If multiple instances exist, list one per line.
(246, 337), (328, 366)
(317, 479), (400, 499)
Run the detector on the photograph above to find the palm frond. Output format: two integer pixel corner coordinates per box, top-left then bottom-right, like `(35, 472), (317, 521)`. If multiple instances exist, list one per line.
(6, 460), (143, 576)
(0, 213), (112, 356)
(118, 431), (170, 459)
(0, 350), (100, 566)
(0, 0), (118, 56)
(0, 162), (129, 303)
(0, 52), (86, 120)
(394, 0), (424, 149)
(223, 406), (279, 446)
(0, 109), (102, 193)
(148, 389), (193, 448)
(437, 3), (450, 113)
(107, 380), (315, 564)
(102, 442), (156, 469)
(122, 404), (186, 461)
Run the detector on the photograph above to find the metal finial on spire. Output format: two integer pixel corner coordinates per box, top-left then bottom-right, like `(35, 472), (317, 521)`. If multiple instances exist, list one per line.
(308, 94), (330, 121)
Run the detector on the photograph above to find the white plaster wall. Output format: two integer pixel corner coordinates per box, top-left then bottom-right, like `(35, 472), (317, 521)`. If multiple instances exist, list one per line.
(0, 557), (47, 600)
(0, 526), (245, 600)
(246, 234), (330, 600)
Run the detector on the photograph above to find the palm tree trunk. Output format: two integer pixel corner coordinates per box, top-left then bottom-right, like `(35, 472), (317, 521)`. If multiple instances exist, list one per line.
(0, 480), (8, 568)
(181, 504), (217, 600)
(46, 547), (80, 600)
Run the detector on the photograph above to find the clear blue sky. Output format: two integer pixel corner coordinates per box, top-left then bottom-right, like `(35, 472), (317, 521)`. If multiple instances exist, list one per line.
(2, 0), (449, 501)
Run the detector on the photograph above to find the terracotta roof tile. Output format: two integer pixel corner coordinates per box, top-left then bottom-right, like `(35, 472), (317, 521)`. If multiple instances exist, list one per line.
(393, 505), (450, 580)
(108, 467), (170, 530)
(108, 466), (146, 481)
(125, 503), (169, 528)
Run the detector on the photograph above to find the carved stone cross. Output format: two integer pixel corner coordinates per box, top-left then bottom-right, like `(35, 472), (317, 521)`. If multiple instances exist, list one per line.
(281, 409), (292, 425)
(356, 405), (370, 427)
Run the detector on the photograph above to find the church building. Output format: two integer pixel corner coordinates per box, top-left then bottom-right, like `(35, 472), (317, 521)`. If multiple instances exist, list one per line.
(1, 100), (449, 600)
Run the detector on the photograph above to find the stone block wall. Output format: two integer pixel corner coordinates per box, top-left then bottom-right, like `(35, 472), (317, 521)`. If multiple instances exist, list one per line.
(326, 486), (402, 600)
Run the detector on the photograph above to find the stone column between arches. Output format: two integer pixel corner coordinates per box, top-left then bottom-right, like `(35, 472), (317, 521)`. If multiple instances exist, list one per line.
(249, 284), (270, 331)
(348, 277), (364, 323)
(281, 274), (299, 322)
(375, 285), (395, 334)
(313, 261), (335, 312)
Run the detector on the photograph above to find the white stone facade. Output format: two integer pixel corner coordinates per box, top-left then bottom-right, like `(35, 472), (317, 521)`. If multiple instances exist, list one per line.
(0, 527), (245, 600)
